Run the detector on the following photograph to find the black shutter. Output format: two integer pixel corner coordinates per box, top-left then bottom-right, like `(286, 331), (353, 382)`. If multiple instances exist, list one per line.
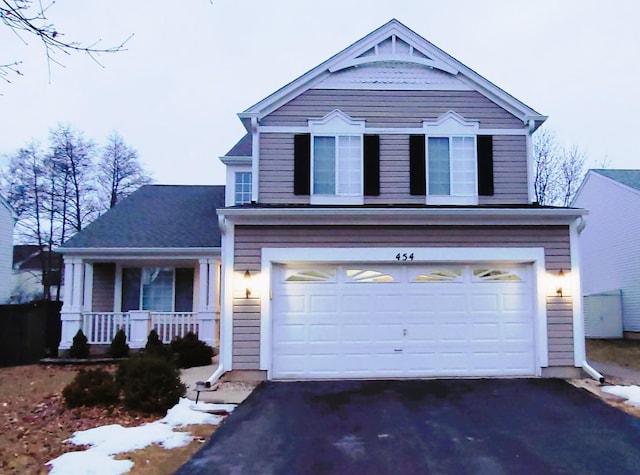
(363, 135), (380, 196)
(409, 135), (426, 196)
(477, 135), (494, 196)
(294, 134), (311, 195)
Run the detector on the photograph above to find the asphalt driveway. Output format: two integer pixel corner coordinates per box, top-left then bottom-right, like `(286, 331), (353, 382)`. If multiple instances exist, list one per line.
(176, 379), (640, 474)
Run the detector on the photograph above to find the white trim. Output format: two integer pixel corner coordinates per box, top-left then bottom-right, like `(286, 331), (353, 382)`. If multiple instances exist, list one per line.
(308, 109), (366, 133)
(526, 129), (535, 203)
(114, 264), (122, 312)
(220, 156), (252, 165)
(260, 246), (548, 377)
(240, 20), (545, 128)
(225, 166), (252, 207)
(423, 111), (480, 134)
(219, 206), (587, 227)
(313, 83), (474, 92)
(328, 54), (458, 75)
(251, 117), (259, 203)
(570, 221), (586, 366)
(257, 126), (528, 136)
(58, 248), (221, 259)
(310, 195), (364, 205)
(220, 218), (234, 370)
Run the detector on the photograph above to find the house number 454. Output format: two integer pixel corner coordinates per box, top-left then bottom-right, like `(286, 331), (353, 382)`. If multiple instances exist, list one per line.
(395, 252), (414, 261)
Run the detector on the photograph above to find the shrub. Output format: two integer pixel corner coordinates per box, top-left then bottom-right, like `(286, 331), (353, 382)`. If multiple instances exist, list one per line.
(69, 329), (90, 359)
(144, 329), (171, 359)
(63, 368), (119, 408)
(116, 356), (185, 414)
(170, 332), (214, 368)
(109, 328), (130, 358)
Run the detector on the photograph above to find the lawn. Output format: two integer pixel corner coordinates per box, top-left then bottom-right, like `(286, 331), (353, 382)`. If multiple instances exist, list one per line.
(0, 364), (216, 475)
(586, 339), (640, 372)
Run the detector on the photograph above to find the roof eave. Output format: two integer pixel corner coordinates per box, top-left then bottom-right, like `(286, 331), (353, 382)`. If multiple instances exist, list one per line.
(218, 207), (587, 226)
(57, 247), (221, 259)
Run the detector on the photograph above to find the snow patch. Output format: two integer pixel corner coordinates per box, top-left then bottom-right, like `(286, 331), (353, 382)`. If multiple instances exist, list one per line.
(602, 385), (640, 406)
(47, 398), (235, 475)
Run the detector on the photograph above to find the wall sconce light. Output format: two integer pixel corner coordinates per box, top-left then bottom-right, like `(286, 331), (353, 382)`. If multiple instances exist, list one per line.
(556, 269), (565, 297)
(244, 270), (252, 298)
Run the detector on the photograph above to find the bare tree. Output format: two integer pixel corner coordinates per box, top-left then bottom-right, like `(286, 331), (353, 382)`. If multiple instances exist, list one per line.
(533, 129), (587, 206)
(98, 131), (153, 209)
(1, 0), (131, 84)
(48, 124), (98, 233)
(1, 142), (61, 299)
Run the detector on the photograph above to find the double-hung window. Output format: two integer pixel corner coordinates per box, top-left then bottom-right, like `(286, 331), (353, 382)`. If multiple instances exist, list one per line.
(415, 111), (481, 205)
(234, 171), (252, 205)
(428, 136), (476, 197)
(313, 135), (362, 196)
(302, 110), (366, 204)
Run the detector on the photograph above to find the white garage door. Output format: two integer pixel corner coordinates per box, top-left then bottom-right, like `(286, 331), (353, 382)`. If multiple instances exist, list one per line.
(271, 263), (536, 379)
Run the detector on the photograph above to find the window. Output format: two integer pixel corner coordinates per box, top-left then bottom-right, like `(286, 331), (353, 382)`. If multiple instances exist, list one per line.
(234, 171), (252, 205)
(121, 267), (194, 312)
(312, 135), (362, 196)
(427, 136), (476, 197)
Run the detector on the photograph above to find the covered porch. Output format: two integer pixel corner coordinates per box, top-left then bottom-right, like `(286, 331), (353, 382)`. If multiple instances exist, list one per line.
(59, 251), (221, 350)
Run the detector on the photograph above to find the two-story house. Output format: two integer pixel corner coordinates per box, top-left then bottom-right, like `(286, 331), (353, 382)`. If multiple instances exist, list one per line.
(59, 20), (588, 381)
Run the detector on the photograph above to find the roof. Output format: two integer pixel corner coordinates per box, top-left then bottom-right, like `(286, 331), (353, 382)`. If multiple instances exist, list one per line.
(61, 185), (225, 250)
(224, 133), (252, 158)
(238, 19), (546, 131)
(592, 169), (640, 192)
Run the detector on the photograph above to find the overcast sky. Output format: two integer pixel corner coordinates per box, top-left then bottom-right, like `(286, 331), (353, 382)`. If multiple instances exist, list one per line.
(1, 0), (638, 185)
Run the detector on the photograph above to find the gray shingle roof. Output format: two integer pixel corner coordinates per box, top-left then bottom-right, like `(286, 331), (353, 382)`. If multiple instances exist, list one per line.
(593, 169), (640, 192)
(61, 185), (225, 249)
(224, 133), (252, 157)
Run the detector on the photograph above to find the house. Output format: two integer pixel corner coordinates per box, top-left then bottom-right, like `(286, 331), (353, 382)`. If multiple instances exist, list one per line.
(60, 19), (589, 381)
(11, 245), (63, 303)
(58, 185), (225, 349)
(573, 169), (640, 339)
(0, 196), (16, 303)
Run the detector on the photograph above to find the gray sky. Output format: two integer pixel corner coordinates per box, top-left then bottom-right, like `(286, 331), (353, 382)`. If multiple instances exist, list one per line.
(1, 0), (638, 185)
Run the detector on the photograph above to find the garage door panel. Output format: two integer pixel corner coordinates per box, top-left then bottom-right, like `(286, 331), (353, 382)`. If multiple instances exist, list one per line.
(272, 263), (536, 379)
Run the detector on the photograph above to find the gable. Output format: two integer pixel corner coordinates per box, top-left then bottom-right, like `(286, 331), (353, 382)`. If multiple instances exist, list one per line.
(239, 19), (545, 130)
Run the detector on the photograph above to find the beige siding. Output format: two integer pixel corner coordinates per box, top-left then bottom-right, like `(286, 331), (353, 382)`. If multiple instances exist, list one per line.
(92, 263), (116, 312)
(231, 225), (573, 370)
(260, 134), (529, 204)
(479, 135), (529, 205)
(262, 89), (523, 128)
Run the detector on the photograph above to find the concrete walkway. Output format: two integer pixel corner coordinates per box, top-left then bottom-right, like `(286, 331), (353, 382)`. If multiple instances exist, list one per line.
(180, 364), (258, 404)
(589, 361), (640, 385)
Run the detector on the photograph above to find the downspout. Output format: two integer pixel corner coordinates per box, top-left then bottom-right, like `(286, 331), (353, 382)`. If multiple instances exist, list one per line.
(205, 215), (231, 386)
(572, 215), (605, 383)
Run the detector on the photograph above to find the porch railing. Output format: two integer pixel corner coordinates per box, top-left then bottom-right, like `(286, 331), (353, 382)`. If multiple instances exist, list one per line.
(82, 313), (131, 345)
(151, 312), (198, 343)
(81, 312), (198, 345)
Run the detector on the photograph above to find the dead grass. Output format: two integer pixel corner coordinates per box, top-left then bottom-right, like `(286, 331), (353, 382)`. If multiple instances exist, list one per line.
(0, 364), (218, 474)
(115, 425), (216, 475)
(586, 339), (640, 371)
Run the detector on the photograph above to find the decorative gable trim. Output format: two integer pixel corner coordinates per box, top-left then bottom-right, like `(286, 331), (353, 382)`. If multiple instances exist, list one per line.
(308, 109), (366, 133)
(423, 110), (480, 135)
(239, 19), (546, 130)
(328, 32), (458, 75)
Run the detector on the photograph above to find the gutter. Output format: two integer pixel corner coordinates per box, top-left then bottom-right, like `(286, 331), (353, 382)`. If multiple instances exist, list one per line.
(582, 360), (605, 384)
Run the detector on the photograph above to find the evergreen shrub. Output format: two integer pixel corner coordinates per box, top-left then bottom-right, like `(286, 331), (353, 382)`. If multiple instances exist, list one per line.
(62, 368), (119, 408)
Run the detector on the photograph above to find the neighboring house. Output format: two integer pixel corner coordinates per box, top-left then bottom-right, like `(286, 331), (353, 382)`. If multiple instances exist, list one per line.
(11, 245), (63, 303)
(58, 185), (225, 350)
(573, 169), (640, 339)
(60, 19), (588, 381)
(0, 196), (16, 303)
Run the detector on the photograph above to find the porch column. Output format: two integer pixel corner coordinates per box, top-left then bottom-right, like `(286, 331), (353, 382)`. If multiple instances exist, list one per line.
(59, 257), (85, 350)
(197, 258), (217, 347)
